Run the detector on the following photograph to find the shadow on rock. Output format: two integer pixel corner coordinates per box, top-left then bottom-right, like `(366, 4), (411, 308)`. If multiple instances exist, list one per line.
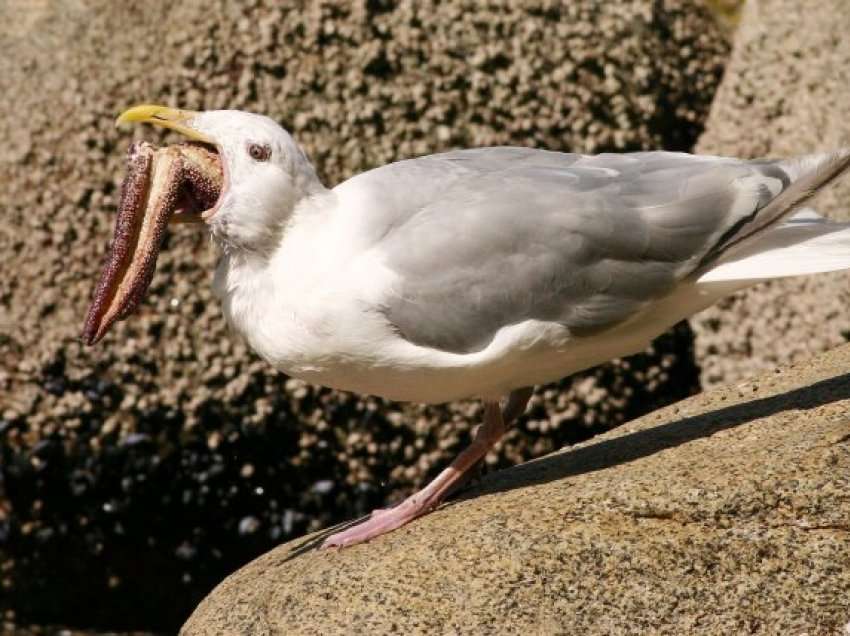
(474, 372), (850, 497)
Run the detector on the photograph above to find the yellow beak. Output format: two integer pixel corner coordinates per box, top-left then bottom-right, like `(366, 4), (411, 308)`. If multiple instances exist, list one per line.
(116, 104), (213, 144)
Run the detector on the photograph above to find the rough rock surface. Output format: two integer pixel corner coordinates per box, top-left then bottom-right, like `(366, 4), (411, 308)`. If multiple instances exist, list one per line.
(183, 344), (850, 636)
(692, 0), (850, 387)
(0, 0), (725, 630)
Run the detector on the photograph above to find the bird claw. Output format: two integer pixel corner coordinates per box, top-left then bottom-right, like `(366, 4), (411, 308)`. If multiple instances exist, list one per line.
(320, 501), (426, 549)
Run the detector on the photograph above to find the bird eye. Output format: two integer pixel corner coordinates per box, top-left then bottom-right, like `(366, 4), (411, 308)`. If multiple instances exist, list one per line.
(247, 143), (271, 162)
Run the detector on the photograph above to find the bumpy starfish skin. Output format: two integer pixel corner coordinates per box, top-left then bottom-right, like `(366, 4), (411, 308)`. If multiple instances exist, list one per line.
(174, 143), (222, 220)
(82, 142), (222, 345)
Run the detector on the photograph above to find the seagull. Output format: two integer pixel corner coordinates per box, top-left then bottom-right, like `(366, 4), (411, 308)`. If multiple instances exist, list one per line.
(87, 104), (850, 548)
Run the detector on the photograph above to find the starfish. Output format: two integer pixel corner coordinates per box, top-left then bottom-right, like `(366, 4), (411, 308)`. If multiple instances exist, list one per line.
(82, 140), (222, 344)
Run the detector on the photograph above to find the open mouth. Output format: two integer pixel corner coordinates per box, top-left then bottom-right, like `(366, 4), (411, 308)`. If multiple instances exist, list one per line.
(81, 136), (224, 345)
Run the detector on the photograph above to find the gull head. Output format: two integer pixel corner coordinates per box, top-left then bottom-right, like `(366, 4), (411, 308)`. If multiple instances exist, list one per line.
(117, 104), (324, 255)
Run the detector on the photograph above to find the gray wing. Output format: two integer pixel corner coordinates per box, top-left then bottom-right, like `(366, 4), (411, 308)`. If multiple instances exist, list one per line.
(361, 148), (794, 353)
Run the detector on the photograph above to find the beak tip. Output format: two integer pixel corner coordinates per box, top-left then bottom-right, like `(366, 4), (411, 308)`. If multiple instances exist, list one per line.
(114, 104), (209, 143)
(116, 104), (161, 126)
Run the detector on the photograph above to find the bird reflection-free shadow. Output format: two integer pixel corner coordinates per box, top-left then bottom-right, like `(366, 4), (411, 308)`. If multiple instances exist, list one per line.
(466, 371), (850, 499)
(282, 371), (850, 561)
(280, 515), (371, 561)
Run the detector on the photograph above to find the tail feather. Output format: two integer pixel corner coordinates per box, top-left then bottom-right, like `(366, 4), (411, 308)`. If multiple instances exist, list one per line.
(698, 208), (850, 283)
(697, 149), (850, 271)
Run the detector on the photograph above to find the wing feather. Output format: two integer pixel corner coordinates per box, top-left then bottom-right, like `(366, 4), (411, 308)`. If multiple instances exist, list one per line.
(341, 148), (840, 353)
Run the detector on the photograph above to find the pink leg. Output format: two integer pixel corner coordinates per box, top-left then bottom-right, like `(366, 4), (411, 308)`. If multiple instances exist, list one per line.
(321, 388), (532, 549)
